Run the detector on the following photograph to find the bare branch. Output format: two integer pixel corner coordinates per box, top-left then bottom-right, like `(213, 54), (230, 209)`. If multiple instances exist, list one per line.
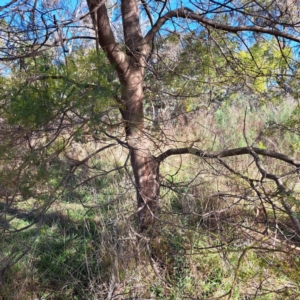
(141, 0), (153, 28)
(0, 0), (18, 12)
(144, 8), (300, 44)
(157, 147), (300, 167)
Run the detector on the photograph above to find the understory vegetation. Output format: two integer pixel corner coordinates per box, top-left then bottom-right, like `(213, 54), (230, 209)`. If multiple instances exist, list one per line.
(1, 100), (300, 299)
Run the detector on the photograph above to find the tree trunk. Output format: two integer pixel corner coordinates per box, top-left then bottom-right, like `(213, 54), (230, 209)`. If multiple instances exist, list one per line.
(86, 0), (160, 231)
(130, 145), (160, 232)
(121, 68), (160, 232)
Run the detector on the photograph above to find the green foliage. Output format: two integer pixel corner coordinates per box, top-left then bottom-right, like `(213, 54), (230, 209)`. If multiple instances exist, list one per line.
(9, 82), (61, 126)
(236, 40), (292, 93)
(283, 106), (300, 133)
(3, 49), (116, 128)
(146, 33), (293, 120)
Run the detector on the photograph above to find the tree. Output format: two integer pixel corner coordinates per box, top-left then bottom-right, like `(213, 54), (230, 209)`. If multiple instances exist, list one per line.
(1, 0), (300, 231)
(1, 0), (300, 297)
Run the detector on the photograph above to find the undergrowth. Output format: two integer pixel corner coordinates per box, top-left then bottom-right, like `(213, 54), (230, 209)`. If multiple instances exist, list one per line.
(1, 101), (300, 299)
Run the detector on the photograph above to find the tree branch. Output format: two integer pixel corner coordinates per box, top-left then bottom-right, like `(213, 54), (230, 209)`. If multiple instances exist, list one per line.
(144, 8), (300, 44)
(0, 0), (18, 11)
(156, 147), (300, 168)
(121, 0), (144, 54)
(141, 0), (153, 28)
(86, 0), (129, 74)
